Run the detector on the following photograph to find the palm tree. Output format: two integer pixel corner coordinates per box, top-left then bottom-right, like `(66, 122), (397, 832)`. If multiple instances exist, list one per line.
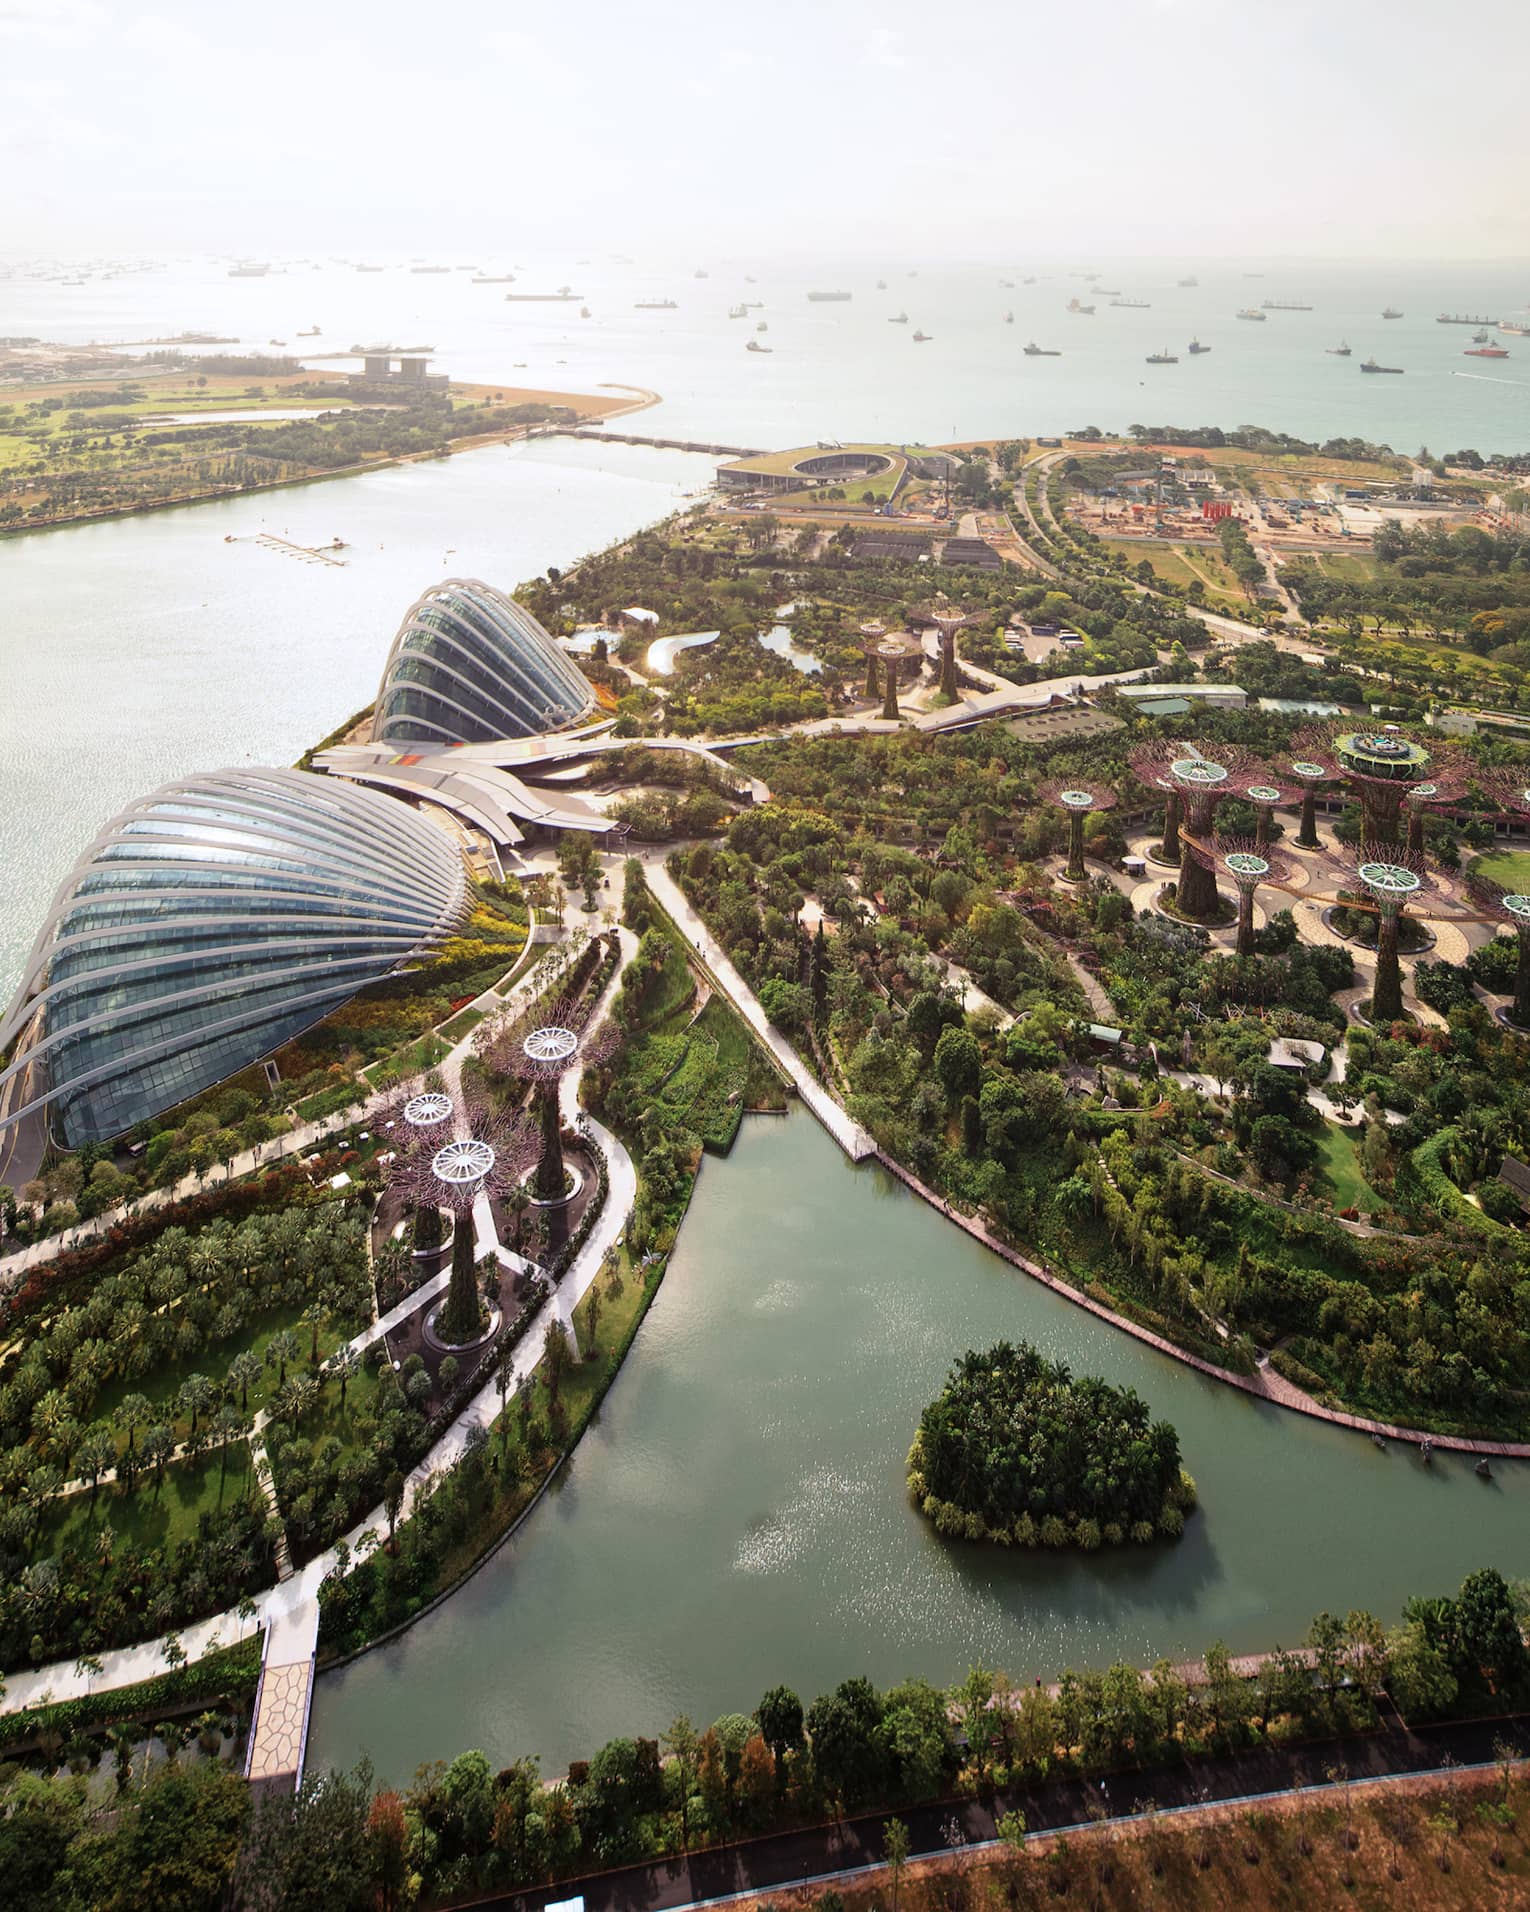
(226, 1349), (262, 1413)
(112, 1392), (152, 1477)
(77, 1428), (116, 1510)
(175, 1372), (218, 1437)
(266, 1328), (300, 1389)
(140, 1425), (174, 1498)
(329, 1345), (360, 1414)
(211, 1405), (247, 1499)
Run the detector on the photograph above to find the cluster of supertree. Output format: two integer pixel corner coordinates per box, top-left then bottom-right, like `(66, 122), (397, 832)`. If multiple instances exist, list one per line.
(483, 995), (618, 1202)
(1288, 721), (1474, 850)
(1129, 740), (1261, 921)
(909, 600), (981, 702)
(858, 621), (925, 721)
(388, 1092), (538, 1344)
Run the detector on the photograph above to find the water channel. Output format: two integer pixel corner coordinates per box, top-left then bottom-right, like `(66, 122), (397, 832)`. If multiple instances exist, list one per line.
(308, 1109), (1530, 1786)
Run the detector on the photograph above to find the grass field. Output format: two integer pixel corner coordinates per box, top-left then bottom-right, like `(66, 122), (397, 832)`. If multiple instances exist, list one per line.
(1316, 1121), (1383, 1214)
(39, 1446), (258, 1559)
(1470, 848), (1530, 892)
(1308, 549), (1382, 583)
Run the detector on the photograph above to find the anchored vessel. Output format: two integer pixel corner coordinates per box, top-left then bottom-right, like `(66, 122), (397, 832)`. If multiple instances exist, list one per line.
(1327, 341), (1352, 355)
(807, 290), (852, 301)
(634, 299), (677, 310)
(506, 287), (580, 301)
(1236, 308), (1267, 321)
(912, 330), (932, 342)
(1023, 342), (1061, 356)
(1146, 348), (1178, 363)
(1438, 312), (1497, 324)
(1382, 306), (1403, 318)
(1466, 345), (1509, 357)
(1361, 357), (1404, 373)
(1188, 338), (1210, 354)
(1262, 300), (1313, 310)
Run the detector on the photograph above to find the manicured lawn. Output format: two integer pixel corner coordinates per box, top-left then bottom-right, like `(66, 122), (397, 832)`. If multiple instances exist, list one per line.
(88, 1296), (367, 1457)
(40, 1447), (260, 1559)
(1470, 849), (1530, 893)
(1316, 1121), (1382, 1214)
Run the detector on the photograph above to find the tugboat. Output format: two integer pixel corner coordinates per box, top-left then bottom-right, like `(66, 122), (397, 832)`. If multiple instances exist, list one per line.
(1472, 328), (1490, 343)
(912, 329), (932, 342)
(1361, 357), (1404, 373)
(1004, 310), (1014, 324)
(1023, 342), (1061, 356)
(1188, 338), (1210, 354)
(1146, 348), (1178, 363)
(888, 311), (908, 324)
(1067, 298), (1095, 315)
(1326, 340), (1352, 356)
(1466, 344), (1510, 357)
(297, 325), (321, 337)
(1381, 306), (1403, 318)
(745, 338), (771, 353)
(1236, 308), (1267, 321)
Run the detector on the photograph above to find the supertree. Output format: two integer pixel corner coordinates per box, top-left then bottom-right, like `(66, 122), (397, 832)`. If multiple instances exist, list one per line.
(1236, 772), (1301, 850)
(391, 1104), (537, 1342)
(1294, 722), (1468, 847)
(487, 999), (618, 1203)
(858, 621), (888, 700)
(911, 601), (981, 701)
(1131, 742), (1256, 922)
(1285, 750), (1338, 850)
(1039, 778), (1117, 883)
(860, 628), (923, 721)
(398, 1090), (454, 1251)
(1350, 847), (1431, 1025)
(1188, 836), (1296, 957)
(1469, 876), (1530, 1029)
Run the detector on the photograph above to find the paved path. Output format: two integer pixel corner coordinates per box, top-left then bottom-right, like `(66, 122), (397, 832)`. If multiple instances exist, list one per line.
(644, 858), (874, 1161)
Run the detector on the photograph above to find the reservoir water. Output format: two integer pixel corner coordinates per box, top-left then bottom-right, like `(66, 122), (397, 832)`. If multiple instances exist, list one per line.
(307, 1111), (1530, 1785)
(0, 436), (713, 1002)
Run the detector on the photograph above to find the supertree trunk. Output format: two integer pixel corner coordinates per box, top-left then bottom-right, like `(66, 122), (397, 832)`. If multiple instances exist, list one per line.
(438, 1223), (485, 1343)
(1297, 785), (1319, 849)
(1159, 789), (1181, 864)
(939, 630), (957, 700)
(864, 653), (880, 700)
(1516, 929), (1530, 1028)
(1066, 812), (1086, 882)
(1236, 886), (1257, 957)
(881, 660), (900, 722)
(1407, 807), (1425, 856)
(537, 1080), (566, 1200)
(1373, 909), (1405, 1023)
(1363, 788), (1404, 847)
(1255, 805), (1271, 850)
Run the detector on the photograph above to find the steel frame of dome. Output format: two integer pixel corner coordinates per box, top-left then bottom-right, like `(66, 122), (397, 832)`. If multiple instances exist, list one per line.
(370, 577), (595, 748)
(0, 767), (468, 1148)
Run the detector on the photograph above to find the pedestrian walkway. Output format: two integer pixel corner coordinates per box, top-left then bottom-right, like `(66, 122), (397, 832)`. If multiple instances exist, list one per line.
(644, 858), (875, 1161)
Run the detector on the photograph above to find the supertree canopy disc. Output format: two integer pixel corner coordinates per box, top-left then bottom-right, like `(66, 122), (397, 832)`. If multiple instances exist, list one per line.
(431, 1137), (497, 1186)
(1337, 730), (1432, 782)
(522, 1025), (579, 1067)
(1291, 759), (1333, 783)
(1225, 851), (1271, 883)
(403, 1091), (454, 1129)
(1358, 860), (1423, 903)
(1171, 755), (1230, 790)
(1504, 895), (1530, 926)
(1060, 789), (1097, 810)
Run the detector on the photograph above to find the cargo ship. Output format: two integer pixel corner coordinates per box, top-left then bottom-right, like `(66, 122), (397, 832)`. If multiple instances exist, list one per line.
(1262, 300), (1313, 311)
(411, 265), (449, 274)
(507, 287), (581, 301)
(1111, 298), (1150, 308)
(1499, 321), (1530, 336)
(807, 290), (852, 301)
(634, 299), (677, 310)
(1023, 342), (1060, 356)
(1066, 298), (1095, 314)
(473, 274), (516, 284)
(1465, 345), (1509, 358)
(888, 312), (908, 324)
(728, 303), (747, 318)
(1188, 338), (1210, 354)
(228, 262), (270, 277)
(1236, 308), (1266, 321)
(1326, 341), (1352, 356)
(1361, 357), (1403, 373)
(1381, 307), (1403, 318)
(1146, 349), (1178, 364)
(1438, 313), (1496, 325)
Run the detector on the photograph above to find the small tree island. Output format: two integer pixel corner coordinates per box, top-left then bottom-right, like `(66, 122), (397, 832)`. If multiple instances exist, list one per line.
(907, 1341), (1197, 1548)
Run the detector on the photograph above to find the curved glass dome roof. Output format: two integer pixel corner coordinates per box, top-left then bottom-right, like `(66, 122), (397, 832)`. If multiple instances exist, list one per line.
(371, 578), (595, 747)
(0, 768), (467, 1147)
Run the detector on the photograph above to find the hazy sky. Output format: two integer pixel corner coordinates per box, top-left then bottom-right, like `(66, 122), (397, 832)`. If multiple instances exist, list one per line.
(5, 0), (1528, 260)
